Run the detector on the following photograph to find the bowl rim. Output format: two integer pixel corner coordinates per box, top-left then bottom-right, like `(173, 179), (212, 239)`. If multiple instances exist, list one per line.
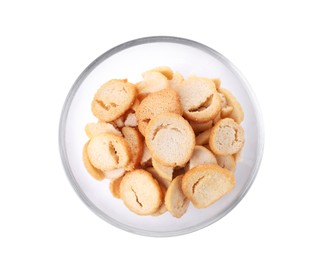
(59, 36), (264, 237)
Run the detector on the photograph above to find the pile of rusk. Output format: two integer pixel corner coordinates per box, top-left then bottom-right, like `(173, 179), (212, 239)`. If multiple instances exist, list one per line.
(83, 66), (244, 218)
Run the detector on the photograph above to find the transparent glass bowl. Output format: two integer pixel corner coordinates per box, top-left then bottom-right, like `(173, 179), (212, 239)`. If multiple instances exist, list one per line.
(59, 36), (264, 237)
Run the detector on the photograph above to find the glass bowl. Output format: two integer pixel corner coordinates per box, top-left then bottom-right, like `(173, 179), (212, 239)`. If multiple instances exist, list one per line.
(59, 36), (264, 237)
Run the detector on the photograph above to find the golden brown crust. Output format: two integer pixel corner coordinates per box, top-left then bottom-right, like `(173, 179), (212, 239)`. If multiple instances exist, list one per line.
(91, 79), (137, 122)
(120, 170), (163, 215)
(209, 118), (244, 155)
(136, 88), (183, 136)
(165, 175), (189, 218)
(82, 141), (105, 180)
(182, 164), (235, 208)
(145, 113), (195, 167)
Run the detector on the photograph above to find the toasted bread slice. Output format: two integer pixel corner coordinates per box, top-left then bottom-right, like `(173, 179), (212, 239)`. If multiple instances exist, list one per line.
(87, 133), (131, 171)
(188, 145), (217, 170)
(143, 66), (174, 80)
(182, 164), (235, 208)
(122, 126), (143, 170)
(109, 175), (124, 199)
(82, 141), (104, 181)
(136, 88), (183, 136)
(91, 79), (136, 122)
(218, 92), (233, 118)
(137, 71), (169, 96)
(104, 167), (126, 181)
(209, 118), (244, 155)
(219, 88), (244, 123)
(152, 158), (173, 183)
(120, 169), (163, 215)
(215, 154), (236, 172)
(124, 112), (138, 127)
(189, 120), (213, 134)
(85, 121), (122, 138)
(178, 76), (221, 123)
(140, 143), (152, 167)
(195, 129), (211, 146)
(211, 78), (222, 93)
(169, 71), (184, 92)
(145, 113), (195, 167)
(151, 185), (168, 216)
(165, 175), (189, 218)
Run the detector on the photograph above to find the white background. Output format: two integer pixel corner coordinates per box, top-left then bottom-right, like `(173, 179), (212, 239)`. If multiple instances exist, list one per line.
(1, 0), (330, 259)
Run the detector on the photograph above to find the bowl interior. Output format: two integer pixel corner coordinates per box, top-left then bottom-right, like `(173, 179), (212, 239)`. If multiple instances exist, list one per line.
(60, 37), (263, 236)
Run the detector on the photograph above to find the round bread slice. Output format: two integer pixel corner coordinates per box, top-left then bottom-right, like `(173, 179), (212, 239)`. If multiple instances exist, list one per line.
(145, 113), (195, 167)
(195, 129), (211, 146)
(91, 79), (137, 122)
(182, 164), (235, 208)
(137, 71), (169, 96)
(178, 76), (221, 123)
(85, 121), (122, 138)
(165, 175), (190, 218)
(219, 88), (244, 123)
(82, 141), (104, 180)
(121, 126), (143, 170)
(136, 88), (183, 136)
(120, 169), (163, 215)
(209, 118), (244, 155)
(215, 155), (236, 172)
(188, 145), (217, 170)
(87, 133), (131, 171)
(109, 175), (124, 199)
